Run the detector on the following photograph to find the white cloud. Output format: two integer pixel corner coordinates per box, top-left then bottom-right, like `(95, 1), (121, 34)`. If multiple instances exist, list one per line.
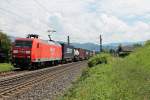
(100, 14), (128, 33)
(99, 0), (150, 16)
(0, 0), (150, 44)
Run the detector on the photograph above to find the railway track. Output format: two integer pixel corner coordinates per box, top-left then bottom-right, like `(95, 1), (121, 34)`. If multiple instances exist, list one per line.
(0, 61), (87, 99)
(0, 70), (27, 78)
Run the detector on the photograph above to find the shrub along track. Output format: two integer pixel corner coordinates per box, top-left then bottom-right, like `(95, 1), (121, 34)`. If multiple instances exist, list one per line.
(0, 61), (87, 100)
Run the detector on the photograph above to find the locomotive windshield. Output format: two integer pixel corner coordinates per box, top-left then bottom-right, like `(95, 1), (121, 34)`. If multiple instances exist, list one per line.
(15, 40), (32, 48)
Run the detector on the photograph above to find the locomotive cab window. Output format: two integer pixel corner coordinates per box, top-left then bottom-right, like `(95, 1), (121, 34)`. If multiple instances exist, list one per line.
(37, 43), (39, 48)
(15, 40), (32, 48)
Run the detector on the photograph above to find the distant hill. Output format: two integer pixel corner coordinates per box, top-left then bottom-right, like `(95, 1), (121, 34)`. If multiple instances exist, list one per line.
(71, 43), (100, 51)
(71, 42), (118, 52)
(71, 42), (144, 52)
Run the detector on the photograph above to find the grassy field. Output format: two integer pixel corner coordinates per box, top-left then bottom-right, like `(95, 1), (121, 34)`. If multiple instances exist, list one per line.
(60, 44), (150, 100)
(0, 63), (14, 72)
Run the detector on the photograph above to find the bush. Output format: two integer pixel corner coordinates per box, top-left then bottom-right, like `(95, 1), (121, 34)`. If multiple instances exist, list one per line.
(0, 31), (11, 62)
(88, 53), (111, 67)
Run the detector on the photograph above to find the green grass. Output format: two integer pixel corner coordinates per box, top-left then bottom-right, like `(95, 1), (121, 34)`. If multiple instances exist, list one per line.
(0, 63), (14, 72)
(60, 44), (150, 100)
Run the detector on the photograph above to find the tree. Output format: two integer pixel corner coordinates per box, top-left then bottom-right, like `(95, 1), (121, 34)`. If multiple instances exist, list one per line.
(133, 43), (142, 48)
(117, 44), (122, 53)
(0, 31), (11, 62)
(145, 40), (150, 46)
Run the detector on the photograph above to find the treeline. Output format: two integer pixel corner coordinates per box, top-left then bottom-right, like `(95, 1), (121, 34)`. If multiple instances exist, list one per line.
(0, 31), (11, 63)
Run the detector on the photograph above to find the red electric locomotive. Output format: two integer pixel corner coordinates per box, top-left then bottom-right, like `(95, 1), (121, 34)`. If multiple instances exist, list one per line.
(12, 34), (62, 69)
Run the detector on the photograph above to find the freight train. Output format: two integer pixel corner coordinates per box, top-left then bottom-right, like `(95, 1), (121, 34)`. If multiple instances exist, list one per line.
(11, 34), (94, 69)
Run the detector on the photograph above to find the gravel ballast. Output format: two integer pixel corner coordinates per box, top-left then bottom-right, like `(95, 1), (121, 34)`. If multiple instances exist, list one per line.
(9, 61), (87, 100)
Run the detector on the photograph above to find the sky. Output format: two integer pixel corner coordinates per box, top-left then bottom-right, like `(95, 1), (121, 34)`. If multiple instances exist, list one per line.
(0, 0), (150, 44)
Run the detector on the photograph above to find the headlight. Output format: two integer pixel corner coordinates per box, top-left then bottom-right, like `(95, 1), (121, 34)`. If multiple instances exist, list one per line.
(26, 51), (31, 54)
(13, 50), (18, 53)
(27, 56), (30, 58)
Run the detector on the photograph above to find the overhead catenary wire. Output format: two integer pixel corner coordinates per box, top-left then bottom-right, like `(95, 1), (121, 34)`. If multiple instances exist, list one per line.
(0, 7), (51, 29)
(0, 0), (94, 42)
(32, 0), (52, 14)
(32, 0), (93, 42)
(3, 0), (61, 35)
(0, 1), (52, 31)
(0, 8), (27, 21)
(0, 7), (40, 31)
(32, 0), (55, 28)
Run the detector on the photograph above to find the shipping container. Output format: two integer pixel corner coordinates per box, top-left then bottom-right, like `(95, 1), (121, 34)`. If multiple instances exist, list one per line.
(74, 48), (80, 61)
(85, 50), (90, 59)
(61, 43), (74, 62)
(78, 48), (86, 60)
